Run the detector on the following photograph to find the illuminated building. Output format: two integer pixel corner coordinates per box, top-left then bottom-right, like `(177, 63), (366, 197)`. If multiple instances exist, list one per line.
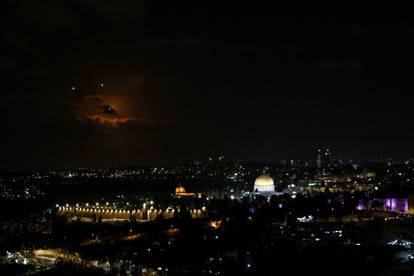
(253, 175), (275, 197)
(383, 198), (408, 213)
(317, 148), (332, 169)
(357, 198), (409, 213)
(174, 185), (195, 197)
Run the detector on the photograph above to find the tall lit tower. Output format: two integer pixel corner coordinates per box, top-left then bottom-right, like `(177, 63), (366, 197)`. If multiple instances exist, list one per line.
(317, 149), (323, 169)
(316, 148), (332, 169)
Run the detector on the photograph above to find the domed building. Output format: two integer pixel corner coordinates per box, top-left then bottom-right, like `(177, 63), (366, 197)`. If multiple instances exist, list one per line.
(174, 185), (195, 197)
(175, 185), (187, 195)
(253, 175), (275, 197)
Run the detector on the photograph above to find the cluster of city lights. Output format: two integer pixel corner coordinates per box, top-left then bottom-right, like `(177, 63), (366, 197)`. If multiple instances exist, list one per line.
(56, 203), (207, 220)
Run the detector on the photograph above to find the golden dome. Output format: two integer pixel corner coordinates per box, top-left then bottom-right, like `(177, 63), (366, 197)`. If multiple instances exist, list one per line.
(253, 174), (275, 196)
(254, 175), (274, 186)
(175, 185), (186, 195)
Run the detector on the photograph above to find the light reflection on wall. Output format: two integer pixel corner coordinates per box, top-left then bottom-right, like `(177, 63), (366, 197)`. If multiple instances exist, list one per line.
(356, 200), (365, 211)
(356, 198), (408, 213)
(383, 198), (408, 213)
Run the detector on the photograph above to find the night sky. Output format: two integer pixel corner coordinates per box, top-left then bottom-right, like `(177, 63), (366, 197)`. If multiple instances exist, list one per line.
(2, 2), (414, 170)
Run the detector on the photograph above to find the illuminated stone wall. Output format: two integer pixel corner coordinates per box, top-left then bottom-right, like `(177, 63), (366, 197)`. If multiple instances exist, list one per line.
(56, 206), (206, 221)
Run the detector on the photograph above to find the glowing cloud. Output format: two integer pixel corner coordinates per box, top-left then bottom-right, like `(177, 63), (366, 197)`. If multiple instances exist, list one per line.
(79, 94), (147, 127)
